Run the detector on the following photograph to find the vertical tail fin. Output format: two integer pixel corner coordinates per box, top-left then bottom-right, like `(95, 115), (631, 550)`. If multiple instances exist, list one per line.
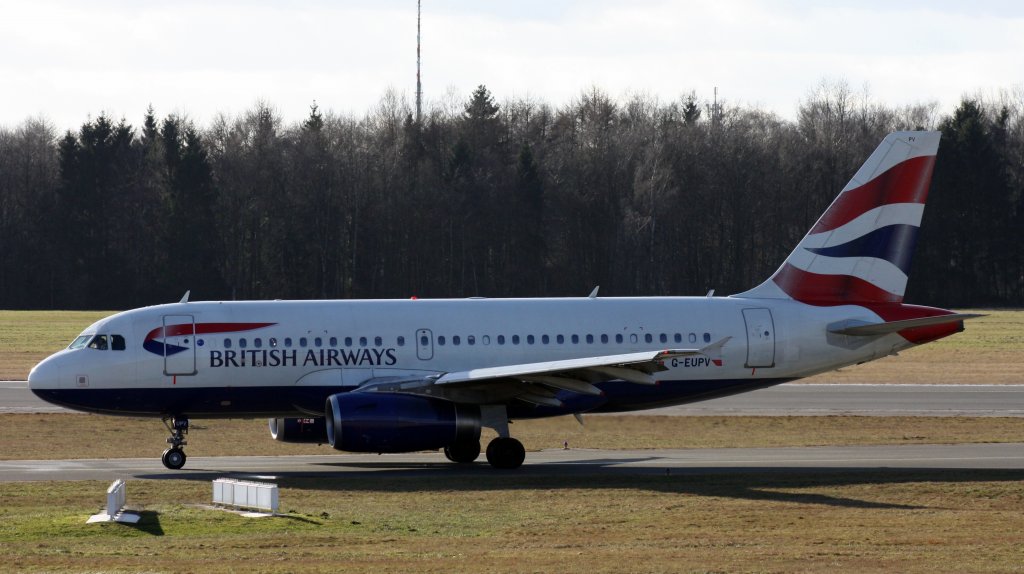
(736, 131), (941, 304)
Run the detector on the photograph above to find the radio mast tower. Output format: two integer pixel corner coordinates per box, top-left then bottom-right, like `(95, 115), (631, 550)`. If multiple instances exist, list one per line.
(416, 0), (422, 124)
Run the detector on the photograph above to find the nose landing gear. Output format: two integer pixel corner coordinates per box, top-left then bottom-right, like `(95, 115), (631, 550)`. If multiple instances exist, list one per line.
(161, 417), (189, 469)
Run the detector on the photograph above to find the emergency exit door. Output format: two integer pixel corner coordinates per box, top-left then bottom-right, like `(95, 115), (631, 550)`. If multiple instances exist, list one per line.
(742, 308), (776, 368)
(163, 315), (197, 376)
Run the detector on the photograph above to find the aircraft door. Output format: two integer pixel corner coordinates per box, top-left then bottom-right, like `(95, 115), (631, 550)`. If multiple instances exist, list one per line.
(416, 329), (433, 360)
(742, 308), (776, 368)
(162, 315), (197, 376)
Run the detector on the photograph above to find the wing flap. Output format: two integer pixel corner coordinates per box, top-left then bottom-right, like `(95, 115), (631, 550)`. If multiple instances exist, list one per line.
(434, 348), (700, 386)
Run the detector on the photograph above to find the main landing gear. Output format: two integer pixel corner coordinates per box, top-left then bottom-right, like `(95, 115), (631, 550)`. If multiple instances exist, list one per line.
(485, 437), (526, 469)
(443, 436), (525, 469)
(161, 416), (189, 470)
(444, 437), (481, 464)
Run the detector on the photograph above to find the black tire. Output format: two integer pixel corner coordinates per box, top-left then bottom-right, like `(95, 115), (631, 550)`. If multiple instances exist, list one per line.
(444, 439), (481, 463)
(485, 437), (525, 469)
(161, 447), (187, 470)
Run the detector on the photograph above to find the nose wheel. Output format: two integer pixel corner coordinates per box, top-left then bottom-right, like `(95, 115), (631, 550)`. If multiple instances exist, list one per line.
(161, 417), (189, 469)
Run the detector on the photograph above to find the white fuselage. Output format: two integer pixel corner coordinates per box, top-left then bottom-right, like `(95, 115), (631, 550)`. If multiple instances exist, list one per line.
(29, 295), (909, 418)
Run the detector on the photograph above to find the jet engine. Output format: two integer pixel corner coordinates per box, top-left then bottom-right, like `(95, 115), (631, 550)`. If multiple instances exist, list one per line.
(268, 417), (329, 444)
(325, 392), (480, 453)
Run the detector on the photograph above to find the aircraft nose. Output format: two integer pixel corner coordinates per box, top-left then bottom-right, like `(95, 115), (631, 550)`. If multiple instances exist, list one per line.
(28, 358), (60, 390)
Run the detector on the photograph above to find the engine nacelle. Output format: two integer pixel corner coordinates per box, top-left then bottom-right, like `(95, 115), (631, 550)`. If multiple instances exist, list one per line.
(268, 417), (329, 444)
(325, 393), (480, 453)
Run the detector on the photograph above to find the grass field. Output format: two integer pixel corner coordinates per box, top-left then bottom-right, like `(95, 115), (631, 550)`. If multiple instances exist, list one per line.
(2, 471), (1023, 573)
(0, 308), (1021, 383)
(0, 310), (113, 380)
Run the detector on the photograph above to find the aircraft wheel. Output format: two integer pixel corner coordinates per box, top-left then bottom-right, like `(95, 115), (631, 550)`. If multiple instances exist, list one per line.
(161, 447), (187, 470)
(444, 439), (481, 463)
(485, 437), (525, 469)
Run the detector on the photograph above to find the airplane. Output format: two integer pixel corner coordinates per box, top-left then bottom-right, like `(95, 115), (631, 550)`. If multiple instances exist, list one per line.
(28, 130), (978, 470)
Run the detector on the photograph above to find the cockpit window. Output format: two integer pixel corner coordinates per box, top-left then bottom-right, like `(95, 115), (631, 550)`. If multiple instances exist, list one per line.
(68, 335), (91, 350)
(112, 335), (126, 351)
(87, 335), (108, 350)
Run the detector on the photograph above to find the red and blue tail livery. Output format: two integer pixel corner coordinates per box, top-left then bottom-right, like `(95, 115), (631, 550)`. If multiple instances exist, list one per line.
(742, 131), (940, 305)
(29, 131), (978, 471)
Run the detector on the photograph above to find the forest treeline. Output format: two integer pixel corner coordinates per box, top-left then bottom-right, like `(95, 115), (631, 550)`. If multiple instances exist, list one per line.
(0, 82), (1021, 310)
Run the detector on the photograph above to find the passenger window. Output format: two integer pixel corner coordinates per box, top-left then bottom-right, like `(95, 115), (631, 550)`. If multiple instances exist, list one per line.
(629, 334), (637, 344)
(438, 336), (446, 346)
(527, 335), (535, 345)
(615, 334), (623, 344)
(512, 335), (520, 345)
(586, 334), (594, 344)
(689, 333), (697, 343)
(419, 335), (428, 346)
(556, 335), (564, 344)
(482, 335), (490, 345)
(660, 334), (667, 344)
(571, 334), (579, 344)
(453, 336), (461, 346)
(284, 337), (292, 348)
(468, 335), (476, 345)
(704, 332), (711, 343)
(255, 338), (263, 348)
(270, 337), (278, 347)
(497, 335), (506, 345)
(88, 335), (108, 350)
(314, 337), (322, 347)
(345, 337), (353, 347)
(359, 337), (367, 347)
(541, 335), (549, 344)
(644, 334), (653, 344)
(299, 337), (307, 348)
(674, 333), (682, 343)
(398, 336), (406, 346)
(240, 338), (248, 349)
(601, 334), (609, 344)
(224, 338), (232, 349)
(375, 336), (383, 346)
(329, 337), (337, 347)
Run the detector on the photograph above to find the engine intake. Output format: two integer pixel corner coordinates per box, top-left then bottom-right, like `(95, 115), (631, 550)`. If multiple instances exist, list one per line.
(268, 417), (329, 444)
(325, 393), (480, 453)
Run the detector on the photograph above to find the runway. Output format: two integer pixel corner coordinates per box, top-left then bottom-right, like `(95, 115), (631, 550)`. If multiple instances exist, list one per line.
(2, 443), (1023, 482)
(5, 381), (1024, 482)
(5, 380), (1024, 416)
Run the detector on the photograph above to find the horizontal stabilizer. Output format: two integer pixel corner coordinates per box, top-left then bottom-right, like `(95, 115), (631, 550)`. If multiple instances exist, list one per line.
(829, 313), (982, 336)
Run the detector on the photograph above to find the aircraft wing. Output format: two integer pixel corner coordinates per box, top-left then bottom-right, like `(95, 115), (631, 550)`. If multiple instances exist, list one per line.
(356, 338), (730, 407)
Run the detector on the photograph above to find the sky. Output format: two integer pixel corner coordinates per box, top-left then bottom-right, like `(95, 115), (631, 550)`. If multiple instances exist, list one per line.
(2, 0), (1024, 131)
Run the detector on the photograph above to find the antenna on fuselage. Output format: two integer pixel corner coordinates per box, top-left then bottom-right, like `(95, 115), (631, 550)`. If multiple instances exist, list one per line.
(588, 286), (599, 299)
(179, 290), (191, 304)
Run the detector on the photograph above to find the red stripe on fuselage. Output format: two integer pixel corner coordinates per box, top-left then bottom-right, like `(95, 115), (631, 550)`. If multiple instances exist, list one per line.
(145, 322), (276, 341)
